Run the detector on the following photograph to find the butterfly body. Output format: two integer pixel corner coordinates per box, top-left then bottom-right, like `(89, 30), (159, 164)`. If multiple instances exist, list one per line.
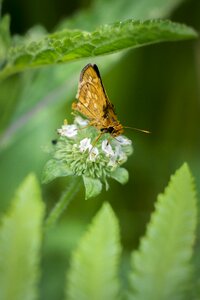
(72, 64), (124, 137)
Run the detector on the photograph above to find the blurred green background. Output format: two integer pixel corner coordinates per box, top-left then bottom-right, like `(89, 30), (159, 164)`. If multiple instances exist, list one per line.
(0, 0), (199, 299)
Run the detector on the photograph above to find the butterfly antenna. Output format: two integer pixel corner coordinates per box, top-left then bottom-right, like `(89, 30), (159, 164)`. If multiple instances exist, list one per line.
(123, 126), (151, 134)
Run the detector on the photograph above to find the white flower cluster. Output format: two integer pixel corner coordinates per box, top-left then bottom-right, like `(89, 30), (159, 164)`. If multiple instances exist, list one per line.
(57, 116), (132, 167)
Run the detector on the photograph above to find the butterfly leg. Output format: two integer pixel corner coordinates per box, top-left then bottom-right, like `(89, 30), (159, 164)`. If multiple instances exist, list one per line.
(89, 132), (104, 154)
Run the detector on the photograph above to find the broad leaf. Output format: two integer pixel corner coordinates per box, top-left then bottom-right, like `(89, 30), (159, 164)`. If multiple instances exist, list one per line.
(0, 174), (45, 300)
(66, 202), (121, 300)
(42, 159), (73, 184)
(128, 163), (197, 300)
(0, 19), (197, 80)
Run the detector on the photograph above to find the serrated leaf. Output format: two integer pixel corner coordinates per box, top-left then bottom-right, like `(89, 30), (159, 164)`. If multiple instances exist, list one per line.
(0, 174), (45, 300)
(42, 159), (73, 184)
(58, 0), (186, 31)
(111, 167), (129, 184)
(65, 202), (121, 300)
(0, 19), (197, 80)
(128, 163), (197, 300)
(83, 176), (102, 200)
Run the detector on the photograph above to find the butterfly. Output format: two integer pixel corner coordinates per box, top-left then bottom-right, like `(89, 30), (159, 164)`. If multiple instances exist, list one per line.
(72, 63), (124, 138)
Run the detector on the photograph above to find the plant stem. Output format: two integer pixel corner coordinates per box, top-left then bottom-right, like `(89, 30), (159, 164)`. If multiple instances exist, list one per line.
(44, 176), (82, 231)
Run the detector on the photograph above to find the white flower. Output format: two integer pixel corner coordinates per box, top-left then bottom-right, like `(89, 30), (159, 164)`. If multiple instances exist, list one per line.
(57, 124), (77, 138)
(79, 138), (92, 152)
(114, 144), (127, 162)
(102, 140), (115, 157)
(89, 147), (99, 162)
(116, 135), (132, 145)
(108, 156), (117, 167)
(107, 144), (127, 167)
(74, 116), (89, 127)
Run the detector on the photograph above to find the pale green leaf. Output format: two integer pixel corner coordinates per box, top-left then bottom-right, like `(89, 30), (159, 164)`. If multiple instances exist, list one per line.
(83, 176), (102, 200)
(66, 202), (121, 300)
(0, 173), (45, 300)
(111, 167), (129, 184)
(42, 159), (73, 184)
(0, 19), (197, 80)
(0, 15), (11, 63)
(128, 163), (197, 300)
(58, 0), (186, 30)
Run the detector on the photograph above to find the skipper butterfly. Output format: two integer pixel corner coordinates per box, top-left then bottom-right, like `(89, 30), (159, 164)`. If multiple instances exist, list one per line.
(72, 63), (124, 137)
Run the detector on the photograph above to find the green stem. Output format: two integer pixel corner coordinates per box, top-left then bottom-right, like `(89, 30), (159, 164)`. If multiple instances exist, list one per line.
(44, 176), (82, 231)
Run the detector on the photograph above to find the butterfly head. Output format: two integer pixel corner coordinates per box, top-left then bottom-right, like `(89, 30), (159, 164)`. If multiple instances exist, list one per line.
(100, 123), (124, 137)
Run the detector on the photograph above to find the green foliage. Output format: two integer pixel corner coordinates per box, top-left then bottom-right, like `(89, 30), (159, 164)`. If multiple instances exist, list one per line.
(0, 19), (197, 80)
(65, 202), (121, 300)
(0, 0), (199, 299)
(0, 15), (11, 64)
(110, 167), (129, 184)
(83, 176), (103, 200)
(42, 159), (73, 184)
(64, 163), (198, 300)
(128, 163), (197, 300)
(59, 0), (186, 30)
(0, 158), (199, 299)
(0, 174), (45, 300)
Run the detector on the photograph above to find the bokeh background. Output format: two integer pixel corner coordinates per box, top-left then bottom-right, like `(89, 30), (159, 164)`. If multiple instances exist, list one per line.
(0, 0), (200, 299)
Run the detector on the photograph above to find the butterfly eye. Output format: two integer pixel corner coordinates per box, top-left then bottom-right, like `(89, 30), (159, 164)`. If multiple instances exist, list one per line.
(108, 127), (114, 134)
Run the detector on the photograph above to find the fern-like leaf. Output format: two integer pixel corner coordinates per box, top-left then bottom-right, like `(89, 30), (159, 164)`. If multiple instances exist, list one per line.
(0, 174), (45, 300)
(128, 163), (197, 300)
(65, 202), (121, 300)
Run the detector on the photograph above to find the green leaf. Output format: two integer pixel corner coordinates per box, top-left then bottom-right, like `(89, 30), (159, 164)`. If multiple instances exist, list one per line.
(58, 0), (186, 30)
(0, 174), (45, 300)
(0, 19), (197, 80)
(0, 15), (11, 64)
(128, 163), (197, 300)
(111, 167), (129, 184)
(83, 176), (102, 200)
(42, 159), (73, 184)
(65, 202), (121, 300)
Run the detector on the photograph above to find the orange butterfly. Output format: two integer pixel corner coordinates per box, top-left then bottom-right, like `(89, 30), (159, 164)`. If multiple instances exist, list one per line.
(72, 63), (124, 137)
(72, 63), (150, 138)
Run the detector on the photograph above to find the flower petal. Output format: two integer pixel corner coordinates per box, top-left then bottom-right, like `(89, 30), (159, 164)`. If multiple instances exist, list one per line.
(57, 124), (77, 138)
(79, 138), (92, 152)
(102, 140), (114, 157)
(116, 135), (132, 145)
(89, 147), (99, 162)
(74, 116), (89, 127)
